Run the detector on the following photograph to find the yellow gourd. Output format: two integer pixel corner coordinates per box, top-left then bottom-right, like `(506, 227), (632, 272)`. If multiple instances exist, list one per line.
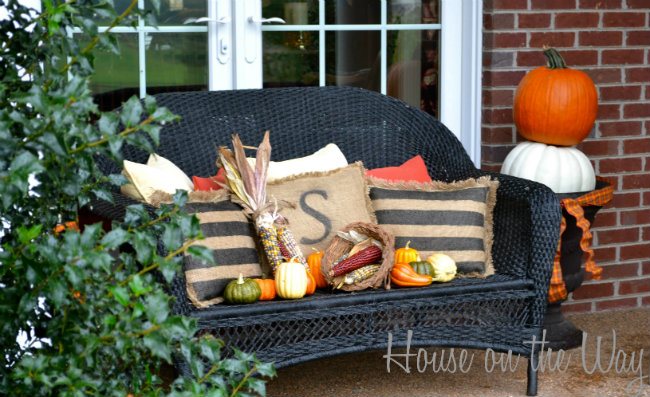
(394, 241), (420, 264)
(275, 258), (308, 299)
(426, 253), (457, 283)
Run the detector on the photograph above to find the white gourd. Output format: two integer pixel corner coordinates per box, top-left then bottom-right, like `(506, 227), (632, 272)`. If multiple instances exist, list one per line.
(501, 142), (595, 193)
(275, 261), (308, 299)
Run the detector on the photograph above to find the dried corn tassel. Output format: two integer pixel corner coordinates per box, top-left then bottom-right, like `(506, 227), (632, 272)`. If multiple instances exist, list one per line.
(337, 264), (381, 289)
(276, 225), (307, 269)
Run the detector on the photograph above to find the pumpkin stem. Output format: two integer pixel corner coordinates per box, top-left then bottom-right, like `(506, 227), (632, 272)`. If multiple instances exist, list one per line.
(237, 273), (244, 284)
(543, 47), (567, 69)
(405, 241), (411, 249)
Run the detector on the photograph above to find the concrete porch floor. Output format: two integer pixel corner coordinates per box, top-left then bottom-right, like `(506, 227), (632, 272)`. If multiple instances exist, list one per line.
(267, 308), (650, 397)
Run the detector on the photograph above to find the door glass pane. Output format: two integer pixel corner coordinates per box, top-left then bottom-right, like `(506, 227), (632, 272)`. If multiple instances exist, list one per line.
(388, 0), (440, 24)
(88, 33), (140, 110)
(326, 1), (380, 24)
(145, 33), (208, 93)
(326, 31), (380, 91)
(263, 32), (319, 88)
(263, 0), (318, 25)
(387, 29), (439, 117)
(143, 0), (206, 26)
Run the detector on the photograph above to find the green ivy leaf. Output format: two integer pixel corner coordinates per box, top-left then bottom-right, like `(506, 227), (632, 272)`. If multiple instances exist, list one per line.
(109, 286), (130, 307)
(120, 96), (143, 127)
(101, 228), (128, 249)
(143, 332), (171, 363)
(128, 275), (151, 297)
(17, 225), (42, 244)
(187, 245), (215, 265)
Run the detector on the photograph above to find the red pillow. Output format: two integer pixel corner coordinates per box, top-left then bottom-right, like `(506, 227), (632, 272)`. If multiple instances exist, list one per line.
(192, 168), (226, 191)
(366, 155), (432, 183)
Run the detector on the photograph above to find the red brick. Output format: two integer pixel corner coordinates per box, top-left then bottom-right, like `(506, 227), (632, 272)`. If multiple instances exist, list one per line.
(620, 278), (650, 295)
(620, 243), (650, 260)
(586, 68), (622, 84)
(481, 164), (502, 173)
(518, 13), (551, 28)
(597, 228), (640, 245)
(579, 0), (623, 8)
(603, 12), (646, 27)
(531, 0), (576, 9)
(482, 108), (513, 124)
(592, 211), (618, 228)
(555, 12), (600, 28)
(626, 0), (650, 9)
(596, 103), (621, 120)
(489, 0), (529, 10)
(600, 86), (642, 101)
(573, 282), (615, 299)
(593, 246), (618, 262)
(560, 49), (599, 66)
(492, 32), (528, 48)
(529, 32), (576, 47)
(602, 49), (645, 64)
(484, 13), (516, 30)
(516, 51), (545, 67)
(643, 261), (650, 275)
(620, 209), (650, 225)
(482, 145), (513, 164)
(482, 126), (514, 144)
(626, 68), (650, 83)
(578, 139), (620, 156)
(607, 191), (642, 207)
(483, 70), (526, 87)
(599, 121), (643, 137)
(643, 296), (650, 307)
(627, 30), (650, 46)
(644, 192), (650, 206)
(624, 103), (650, 118)
(483, 89), (515, 106)
(596, 298), (638, 311)
(561, 302), (592, 314)
(483, 51), (515, 68)
(579, 31), (623, 47)
(623, 137), (650, 154)
(643, 228), (650, 241)
(622, 174), (650, 190)
(599, 263), (639, 279)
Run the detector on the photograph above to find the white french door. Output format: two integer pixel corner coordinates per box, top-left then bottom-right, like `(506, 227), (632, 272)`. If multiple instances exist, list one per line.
(73, 0), (482, 165)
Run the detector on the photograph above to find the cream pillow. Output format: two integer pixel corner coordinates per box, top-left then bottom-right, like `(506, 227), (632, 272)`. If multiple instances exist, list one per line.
(122, 154), (193, 204)
(146, 154), (194, 191)
(246, 143), (348, 182)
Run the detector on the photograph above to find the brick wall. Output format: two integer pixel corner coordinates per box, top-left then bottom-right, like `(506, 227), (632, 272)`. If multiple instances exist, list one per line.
(482, 0), (650, 313)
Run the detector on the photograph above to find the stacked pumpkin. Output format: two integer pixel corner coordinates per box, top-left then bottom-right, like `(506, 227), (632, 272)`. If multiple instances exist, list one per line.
(501, 47), (598, 193)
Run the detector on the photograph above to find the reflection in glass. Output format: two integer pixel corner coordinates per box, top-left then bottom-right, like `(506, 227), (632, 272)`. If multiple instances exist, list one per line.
(88, 33), (140, 95)
(263, 32), (319, 88)
(387, 29), (439, 117)
(388, 0), (439, 24)
(325, 1), (380, 24)
(145, 33), (207, 92)
(263, 0), (318, 25)
(325, 31), (380, 91)
(144, 0), (206, 26)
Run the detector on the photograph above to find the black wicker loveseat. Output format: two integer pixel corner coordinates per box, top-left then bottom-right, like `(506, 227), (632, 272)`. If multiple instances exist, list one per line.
(90, 86), (561, 396)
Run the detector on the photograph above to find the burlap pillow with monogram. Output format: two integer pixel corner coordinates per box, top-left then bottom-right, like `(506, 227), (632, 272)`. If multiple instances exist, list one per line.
(267, 162), (376, 254)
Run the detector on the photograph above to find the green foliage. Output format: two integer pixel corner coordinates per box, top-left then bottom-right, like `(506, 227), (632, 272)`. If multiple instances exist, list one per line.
(0, 1), (275, 395)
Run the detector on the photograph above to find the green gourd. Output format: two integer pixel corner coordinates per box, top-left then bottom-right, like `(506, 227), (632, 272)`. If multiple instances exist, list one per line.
(409, 261), (435, 277)
(223, 273), (261, 304)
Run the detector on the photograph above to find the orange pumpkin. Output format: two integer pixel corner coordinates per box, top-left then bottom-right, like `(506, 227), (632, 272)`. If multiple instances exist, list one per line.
(305, 271), (316, 296)
(394, 241), (420, 265)
(253, 279), (276, 301)
(307, 249), (328, 289)
(513, 47), (598, 147)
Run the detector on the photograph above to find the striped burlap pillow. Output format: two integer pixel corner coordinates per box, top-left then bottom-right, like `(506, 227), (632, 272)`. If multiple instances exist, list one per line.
(368, 176), (498, 276)
(182, 196), (262, 308)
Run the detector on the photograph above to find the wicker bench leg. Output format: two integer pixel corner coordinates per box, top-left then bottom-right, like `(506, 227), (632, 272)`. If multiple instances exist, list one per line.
(526, 354), (538, 396)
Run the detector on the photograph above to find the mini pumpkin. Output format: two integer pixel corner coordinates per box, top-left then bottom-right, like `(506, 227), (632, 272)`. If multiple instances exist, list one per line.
(305, 271), (316, 296)
(394, 241), (420, 265)
(223, 274), (261, 304)
(307, 249), (328, 289)
(254, 278), (276, 301)
(275, 258), (308, 299)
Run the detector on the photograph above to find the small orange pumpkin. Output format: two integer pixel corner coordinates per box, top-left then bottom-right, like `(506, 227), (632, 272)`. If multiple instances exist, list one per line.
(394, 241), (420, 265)
(305, 271), (316, 296)
(307, 249), (328, 289)
(254, 279), (276, 301)
(513, 47), (598, 146)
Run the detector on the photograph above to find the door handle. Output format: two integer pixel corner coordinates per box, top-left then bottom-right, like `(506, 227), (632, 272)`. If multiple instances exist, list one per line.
(183, 16), (231, 24)
(247, 16), (285, 24)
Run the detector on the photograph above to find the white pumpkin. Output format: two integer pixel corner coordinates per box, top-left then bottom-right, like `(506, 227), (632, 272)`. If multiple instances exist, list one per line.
(501, 142), (595, 194)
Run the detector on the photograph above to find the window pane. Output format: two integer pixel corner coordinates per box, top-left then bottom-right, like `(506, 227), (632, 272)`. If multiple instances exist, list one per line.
(143, 0), (206, 26)
(388, 0), (440, 24)
(387, 29), (439, 117)
(263, 0), (319, 25)
(89, 33), (139, 95)
(263, 32), (319, 88)
(145, 33), (208, 93)
(326, 31), (380, 91)
(326, 1), (380, 24)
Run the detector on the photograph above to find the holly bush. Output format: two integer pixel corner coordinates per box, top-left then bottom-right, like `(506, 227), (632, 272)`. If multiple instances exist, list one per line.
(0, 0), (274, 395)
